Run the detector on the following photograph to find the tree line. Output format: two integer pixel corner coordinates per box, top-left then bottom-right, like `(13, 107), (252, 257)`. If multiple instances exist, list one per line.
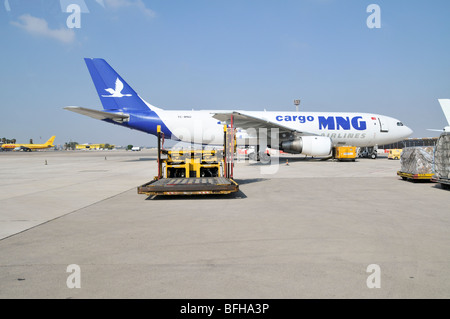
(0, 138), (36, 144)
(64, 141), (78, 150)
(1, 138), (17, 144)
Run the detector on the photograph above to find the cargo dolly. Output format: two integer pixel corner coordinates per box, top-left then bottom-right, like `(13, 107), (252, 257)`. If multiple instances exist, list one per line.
(397, 171), (434, 182)
(397, 171), (450, 189)
(431, 176), (450, 190)
(138, 125), (239, 197)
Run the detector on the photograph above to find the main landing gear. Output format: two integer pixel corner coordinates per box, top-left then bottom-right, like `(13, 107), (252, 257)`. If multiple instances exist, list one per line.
(248, 146), (271, 164)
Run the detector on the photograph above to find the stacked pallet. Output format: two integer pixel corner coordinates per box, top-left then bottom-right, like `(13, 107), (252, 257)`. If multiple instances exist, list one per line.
(434, 133), (450, 179)
(400, 146), (434, 175)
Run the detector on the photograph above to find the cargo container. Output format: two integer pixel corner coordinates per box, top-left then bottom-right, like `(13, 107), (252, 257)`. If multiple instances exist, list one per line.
(432, 132), (450, 190)
(397, 146), (434, 182)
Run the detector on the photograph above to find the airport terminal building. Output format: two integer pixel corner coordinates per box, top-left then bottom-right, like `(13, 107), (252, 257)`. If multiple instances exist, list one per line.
(379, 137), (438, 150)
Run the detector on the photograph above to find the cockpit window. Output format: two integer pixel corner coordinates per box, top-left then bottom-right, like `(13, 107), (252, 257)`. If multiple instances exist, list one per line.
(397, 122), (404, 126)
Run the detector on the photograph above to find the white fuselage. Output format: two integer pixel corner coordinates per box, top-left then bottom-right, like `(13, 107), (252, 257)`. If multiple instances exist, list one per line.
(156, 110), (413, 148)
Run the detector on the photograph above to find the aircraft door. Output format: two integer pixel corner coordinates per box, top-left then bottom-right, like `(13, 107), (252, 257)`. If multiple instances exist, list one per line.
(378, 116), (389, 132)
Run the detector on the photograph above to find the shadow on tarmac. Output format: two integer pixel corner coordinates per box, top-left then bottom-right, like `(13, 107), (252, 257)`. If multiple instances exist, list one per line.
(244, 156), (333, 165)
(122, 157), (157, 162)
(233, 178), (268, 185)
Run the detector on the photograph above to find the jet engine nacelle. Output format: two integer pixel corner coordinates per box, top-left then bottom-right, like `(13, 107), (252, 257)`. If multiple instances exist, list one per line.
(280, 136), (332, 156)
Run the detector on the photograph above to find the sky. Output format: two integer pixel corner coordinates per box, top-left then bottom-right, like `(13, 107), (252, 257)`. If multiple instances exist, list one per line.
(1, 0), (450, 147)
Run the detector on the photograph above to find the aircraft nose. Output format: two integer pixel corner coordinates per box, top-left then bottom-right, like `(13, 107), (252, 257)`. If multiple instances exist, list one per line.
(404, 126), (413, 138)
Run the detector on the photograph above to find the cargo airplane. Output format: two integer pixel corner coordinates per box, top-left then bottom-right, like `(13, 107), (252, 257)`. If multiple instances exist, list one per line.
(65, 58), (413, 160)
(1, 136), (55, 152)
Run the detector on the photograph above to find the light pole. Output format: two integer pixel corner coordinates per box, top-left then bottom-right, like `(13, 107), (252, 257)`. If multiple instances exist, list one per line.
(294, 99), (301, 112)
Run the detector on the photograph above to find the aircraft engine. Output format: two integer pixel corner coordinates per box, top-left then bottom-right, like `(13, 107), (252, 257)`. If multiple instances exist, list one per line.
(280, 136), (332, 156)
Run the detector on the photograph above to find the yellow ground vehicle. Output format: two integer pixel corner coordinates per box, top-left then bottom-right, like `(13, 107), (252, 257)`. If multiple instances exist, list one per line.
(334, 146), (357, 161)
(138, 126), (239, 196)
(388, 149), (402, 160)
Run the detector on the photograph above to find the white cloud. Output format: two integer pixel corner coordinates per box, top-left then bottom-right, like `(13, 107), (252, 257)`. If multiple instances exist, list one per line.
(105, 0), (156, 18)
(11, 14), (75, 44)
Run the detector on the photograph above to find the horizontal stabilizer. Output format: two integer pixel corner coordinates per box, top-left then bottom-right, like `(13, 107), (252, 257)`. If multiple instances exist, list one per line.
(64, 106), (129, 122)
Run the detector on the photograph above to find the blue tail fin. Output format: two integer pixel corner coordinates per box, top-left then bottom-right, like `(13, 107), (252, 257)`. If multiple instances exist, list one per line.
(84, 58), (151, 112)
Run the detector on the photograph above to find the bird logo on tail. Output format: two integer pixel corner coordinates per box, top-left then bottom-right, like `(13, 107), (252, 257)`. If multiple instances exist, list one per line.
(102, 78), (132, 97)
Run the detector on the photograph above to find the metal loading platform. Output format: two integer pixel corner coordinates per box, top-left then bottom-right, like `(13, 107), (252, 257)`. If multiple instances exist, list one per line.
(138, 177), (239, 196)
(137, 124), (239, 197)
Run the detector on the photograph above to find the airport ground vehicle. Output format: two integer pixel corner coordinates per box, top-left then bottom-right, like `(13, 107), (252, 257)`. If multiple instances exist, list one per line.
(388, 149), (402, 160)
(138, 126), (239, 196)
(358, 147), (378, 159)
(333, 146), (357, 161)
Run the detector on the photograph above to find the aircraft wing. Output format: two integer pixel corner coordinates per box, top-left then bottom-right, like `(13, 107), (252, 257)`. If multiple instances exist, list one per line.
(212, 111), (317, 136)
(64, 106), (129, 122)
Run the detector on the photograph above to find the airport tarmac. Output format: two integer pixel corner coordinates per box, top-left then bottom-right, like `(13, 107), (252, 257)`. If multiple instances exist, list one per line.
(0, 149), (449, 299)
